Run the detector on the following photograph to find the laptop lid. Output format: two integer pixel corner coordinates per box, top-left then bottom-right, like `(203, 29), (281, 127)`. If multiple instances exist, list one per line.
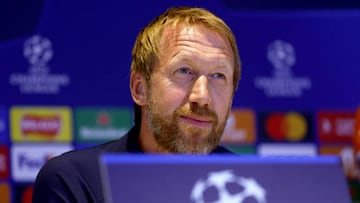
(99, 154), (351, 203)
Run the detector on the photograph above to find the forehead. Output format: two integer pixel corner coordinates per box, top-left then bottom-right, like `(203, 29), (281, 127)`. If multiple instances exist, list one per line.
(159, 25), (233, 55)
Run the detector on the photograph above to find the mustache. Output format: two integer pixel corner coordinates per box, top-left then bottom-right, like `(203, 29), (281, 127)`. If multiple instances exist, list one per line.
(175, 104), (218, 122)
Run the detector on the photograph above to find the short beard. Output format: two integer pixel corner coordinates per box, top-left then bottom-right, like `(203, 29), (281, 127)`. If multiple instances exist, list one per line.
(145, 96), (229, 154)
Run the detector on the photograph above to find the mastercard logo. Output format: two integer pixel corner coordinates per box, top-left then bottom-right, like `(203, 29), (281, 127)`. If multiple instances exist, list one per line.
(265, 112), (308, 141)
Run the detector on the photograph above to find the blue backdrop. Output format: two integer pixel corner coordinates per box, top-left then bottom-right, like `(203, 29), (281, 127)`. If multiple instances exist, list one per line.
(0, 0), (360, 202)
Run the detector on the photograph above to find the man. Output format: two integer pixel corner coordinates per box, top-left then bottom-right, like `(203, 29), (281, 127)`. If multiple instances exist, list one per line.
(32, 6), (241, 202)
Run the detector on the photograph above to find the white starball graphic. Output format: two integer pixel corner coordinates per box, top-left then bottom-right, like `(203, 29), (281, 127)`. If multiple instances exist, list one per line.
(23, 35), (53, 67)
(267, 40), (295, 71)
(191, 170), (267, 203)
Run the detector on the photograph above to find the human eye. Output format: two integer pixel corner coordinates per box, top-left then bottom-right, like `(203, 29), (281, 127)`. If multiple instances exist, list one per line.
(176, 67), (193, 75)
(211, 72), (226, 80)
(172, 66), (195, 82)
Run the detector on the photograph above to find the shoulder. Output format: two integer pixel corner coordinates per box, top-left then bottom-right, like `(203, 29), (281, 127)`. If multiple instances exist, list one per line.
(32, 134), (130, 202)
(38, 134), (129, 178)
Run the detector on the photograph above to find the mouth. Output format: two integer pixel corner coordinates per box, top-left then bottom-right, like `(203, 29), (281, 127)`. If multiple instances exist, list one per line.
(179, 115), (213, 128)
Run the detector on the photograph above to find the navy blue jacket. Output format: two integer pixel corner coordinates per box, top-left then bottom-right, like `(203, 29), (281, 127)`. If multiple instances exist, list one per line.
(32, 126), (233, 203)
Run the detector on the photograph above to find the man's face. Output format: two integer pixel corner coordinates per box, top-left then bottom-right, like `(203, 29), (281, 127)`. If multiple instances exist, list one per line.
(145, 25), (235, 154)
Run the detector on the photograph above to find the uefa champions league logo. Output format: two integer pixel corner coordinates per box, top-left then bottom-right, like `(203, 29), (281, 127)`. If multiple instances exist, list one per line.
(267, 40), (295, 73)
(190, 170), (267, 203)
(254, 39), (311, 97)
(9, 34), (70, 94)
(23, 35), (53, 74)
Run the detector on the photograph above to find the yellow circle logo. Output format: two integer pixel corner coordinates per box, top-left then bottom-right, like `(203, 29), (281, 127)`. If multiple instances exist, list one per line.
(265, 112), (307, 141)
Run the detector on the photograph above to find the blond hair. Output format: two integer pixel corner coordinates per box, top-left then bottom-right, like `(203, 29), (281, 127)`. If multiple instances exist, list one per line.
(131, 6), (241, 93)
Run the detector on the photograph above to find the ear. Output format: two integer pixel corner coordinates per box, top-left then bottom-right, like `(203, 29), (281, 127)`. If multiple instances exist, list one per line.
(130, 71), (147, 106)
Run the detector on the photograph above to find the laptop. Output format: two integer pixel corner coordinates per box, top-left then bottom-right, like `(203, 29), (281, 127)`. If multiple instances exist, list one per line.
(99, 154), (351, 203)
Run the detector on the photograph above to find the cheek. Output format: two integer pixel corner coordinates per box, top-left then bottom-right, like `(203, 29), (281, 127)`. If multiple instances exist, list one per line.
(212, 89), (233, 120)
(161, 89), (185, 106)
(150, 79), (187, 111)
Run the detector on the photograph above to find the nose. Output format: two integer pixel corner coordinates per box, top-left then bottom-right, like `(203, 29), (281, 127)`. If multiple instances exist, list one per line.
(189, 75), (211, 107)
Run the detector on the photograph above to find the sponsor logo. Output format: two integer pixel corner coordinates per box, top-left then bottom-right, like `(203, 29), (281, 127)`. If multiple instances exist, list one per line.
(224, 146), (256, 155)
(21, 115), (60, 137)
(11, 144), (73, 182)
(254, 40), (312, 97)
(258, 143), (317, 156)
(13, 184), (33, 203)
(191, 170), (266, 203)
(9, 35), (70, 94)
(0, 146), (9, 179)
(0, 107), (8, 144)
(353, 107), (360, 154)
(221, 109), (256, 144)
(75, 108), (132, 142)
(10, 107), (72, 142)
(258, 111), (313, 142)
(317, 111), (355, 143)
(0, 183), (11, 203)
(22, 185), (33, 203)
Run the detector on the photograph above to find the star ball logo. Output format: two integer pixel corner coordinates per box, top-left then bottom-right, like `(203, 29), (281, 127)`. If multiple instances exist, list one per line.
(24, 35), (53, 71)
(254, 40), (312, 98)
(258, 111), (313, 142)
(267, 40), (296, 72)
(9, 35), (70, 94)
(191, 170), (266, 203)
